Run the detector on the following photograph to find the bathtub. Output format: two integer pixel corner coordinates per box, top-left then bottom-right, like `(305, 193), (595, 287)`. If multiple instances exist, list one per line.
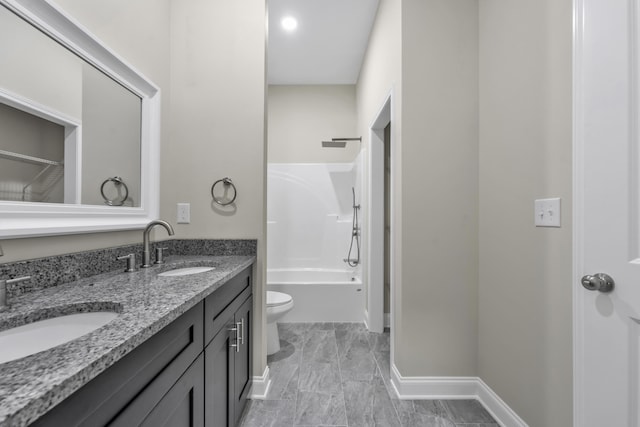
(267, 268), (364, 322)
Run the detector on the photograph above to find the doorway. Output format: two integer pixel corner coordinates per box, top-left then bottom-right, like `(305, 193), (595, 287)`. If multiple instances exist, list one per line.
(368, 94), (392, 334)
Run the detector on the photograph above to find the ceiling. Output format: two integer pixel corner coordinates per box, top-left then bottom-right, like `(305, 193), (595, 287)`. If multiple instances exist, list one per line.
(267, 0), (380, 85)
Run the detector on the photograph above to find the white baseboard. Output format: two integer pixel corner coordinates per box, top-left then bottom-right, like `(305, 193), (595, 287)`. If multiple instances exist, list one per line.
(476, 378), (528, 427)
(391, 365), (528, 427)
(384, 312), (390, 328)
(249, 366), (271, 399)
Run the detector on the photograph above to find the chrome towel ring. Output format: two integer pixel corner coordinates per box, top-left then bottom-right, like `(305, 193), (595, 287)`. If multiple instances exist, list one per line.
(211, 177), (237, 206)
(101, 176), (129, 206)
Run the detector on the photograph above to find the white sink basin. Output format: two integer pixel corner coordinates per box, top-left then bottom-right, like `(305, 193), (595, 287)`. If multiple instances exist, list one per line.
(157, 267), (215, 277)
(0, 311), (118, 364)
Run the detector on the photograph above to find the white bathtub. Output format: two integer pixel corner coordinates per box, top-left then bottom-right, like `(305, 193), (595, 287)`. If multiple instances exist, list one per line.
(267, 268), (364, 322)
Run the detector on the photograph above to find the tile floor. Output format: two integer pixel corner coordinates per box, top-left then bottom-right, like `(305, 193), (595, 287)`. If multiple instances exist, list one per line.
(239, 322), (499, 427)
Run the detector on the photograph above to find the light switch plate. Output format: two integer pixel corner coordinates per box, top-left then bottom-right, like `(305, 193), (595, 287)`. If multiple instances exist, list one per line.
(534, 198), (561, 227)
(177, 203), (190, 224)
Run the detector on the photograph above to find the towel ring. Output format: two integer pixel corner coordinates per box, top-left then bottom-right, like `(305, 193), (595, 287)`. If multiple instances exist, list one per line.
(101, 176), (129, 206)
(211, 177), (237, 206)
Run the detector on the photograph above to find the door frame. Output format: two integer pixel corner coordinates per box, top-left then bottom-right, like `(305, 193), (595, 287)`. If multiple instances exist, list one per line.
(572, 0), (586, 417)
(367, 91), (394, 334)
(571, 0), (638, 423)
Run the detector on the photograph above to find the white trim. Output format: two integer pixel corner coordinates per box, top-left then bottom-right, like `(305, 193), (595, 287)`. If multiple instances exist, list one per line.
(572, 0), (585, 425)
(476, 379), (529, 427)
(366, 90), (393, 334)
(249, 366), (272, 399)
(0, 0), (160, 238)
(391, 365), (528, 427)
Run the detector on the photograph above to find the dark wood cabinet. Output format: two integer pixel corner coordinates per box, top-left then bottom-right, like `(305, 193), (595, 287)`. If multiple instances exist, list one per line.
(232, 295), (252, 425)
(32, 301), (204, 427)
(204, 267), (253, 427)
(32, 266), (253, 427)
(204, 294), (252, 427)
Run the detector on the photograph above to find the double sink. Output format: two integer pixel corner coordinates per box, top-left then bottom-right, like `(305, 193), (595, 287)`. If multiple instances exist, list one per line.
(0, 265), (215, 365)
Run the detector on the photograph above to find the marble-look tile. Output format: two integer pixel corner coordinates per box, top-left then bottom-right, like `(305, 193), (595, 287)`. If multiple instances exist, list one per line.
(301, 330), (339, 364)
(343, 369), (402, 427)
(294, 391), (347, 426)
(413, 400), (449, 417)
(246, 324), (500, 427)
(239, 399), (295, 427)
(454, 424), (500, 427)
(339, 342), (378, 382)
(367, 331), (390, 354)
(335, 324), (371, 356)
(306, 322), (336, 332)
(403, 414), (456, 427)
(265, 361), (299, 400)
(395, 400), (454, 427)
(441, 400), (496, 424)
(278, 323), (308, 354)
(298, 362), (342, 394)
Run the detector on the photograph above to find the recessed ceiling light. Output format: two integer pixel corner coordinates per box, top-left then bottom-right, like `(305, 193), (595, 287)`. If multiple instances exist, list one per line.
(281, 16), (298, 32)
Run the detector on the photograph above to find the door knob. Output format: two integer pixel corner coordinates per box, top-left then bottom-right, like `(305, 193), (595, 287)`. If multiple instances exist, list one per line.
(581, 273), (615, 293)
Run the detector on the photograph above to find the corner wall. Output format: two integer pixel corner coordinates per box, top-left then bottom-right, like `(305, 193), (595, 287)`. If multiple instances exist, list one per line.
(356, 0), (402, 339)
(478, 0), (573, 425)
(397, 0), (479, 376)
(167, 0), (267, 377)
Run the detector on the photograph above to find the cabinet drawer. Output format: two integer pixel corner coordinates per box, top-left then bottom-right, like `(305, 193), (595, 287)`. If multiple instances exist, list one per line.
(32, 302), (204, 427)
(204, 267), (251, 345)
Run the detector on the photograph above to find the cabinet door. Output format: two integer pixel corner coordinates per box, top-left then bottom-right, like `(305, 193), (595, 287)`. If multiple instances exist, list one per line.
(233, 296), (253, 426)
(204, 313), (235, 427)
(139, 355), (204, 427)
(32, 302), (204, 427)
(110, 355), (204, 427)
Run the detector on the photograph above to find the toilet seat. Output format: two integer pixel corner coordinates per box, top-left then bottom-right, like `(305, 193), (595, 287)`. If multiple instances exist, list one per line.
(267, 291), (292, 307)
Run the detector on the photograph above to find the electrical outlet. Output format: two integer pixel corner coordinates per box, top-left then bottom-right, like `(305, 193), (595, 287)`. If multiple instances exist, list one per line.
(177, 203), (190, 224)
(534, 198), (561, 227)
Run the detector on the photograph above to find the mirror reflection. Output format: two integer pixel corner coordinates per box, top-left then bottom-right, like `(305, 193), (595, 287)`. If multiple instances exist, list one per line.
(0, 4), (142, 207)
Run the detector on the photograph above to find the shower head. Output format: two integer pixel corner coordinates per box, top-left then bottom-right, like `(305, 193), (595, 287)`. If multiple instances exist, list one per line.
(322, 140), (347, 148)
(321, 137), (362, 148)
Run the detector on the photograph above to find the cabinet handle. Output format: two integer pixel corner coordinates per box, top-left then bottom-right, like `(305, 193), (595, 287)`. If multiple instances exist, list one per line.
(228, 323), (241, 353)
(239, 318), (245, 345)
(228, 325), (240, 352)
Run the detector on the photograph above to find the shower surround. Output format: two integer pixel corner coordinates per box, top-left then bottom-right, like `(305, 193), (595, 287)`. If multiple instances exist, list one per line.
(267, 162), (364, 322)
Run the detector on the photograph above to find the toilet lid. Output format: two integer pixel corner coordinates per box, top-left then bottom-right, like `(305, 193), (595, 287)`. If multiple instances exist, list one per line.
(267, 291), (292, 307)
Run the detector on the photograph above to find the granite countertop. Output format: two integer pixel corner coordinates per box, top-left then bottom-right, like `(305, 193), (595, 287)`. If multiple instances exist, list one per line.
(0, 255), (255, 427)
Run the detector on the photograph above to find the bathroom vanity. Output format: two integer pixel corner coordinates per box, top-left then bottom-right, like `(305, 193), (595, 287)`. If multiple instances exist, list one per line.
(0, 246), (255, 427)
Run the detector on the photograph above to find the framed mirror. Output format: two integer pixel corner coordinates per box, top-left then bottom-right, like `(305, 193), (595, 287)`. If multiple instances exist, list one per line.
(0, 0), (160, 238)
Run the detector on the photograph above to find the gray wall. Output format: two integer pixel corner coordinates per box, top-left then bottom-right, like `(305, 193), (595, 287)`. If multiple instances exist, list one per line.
(166, 0), (267, 376)
(268, 85), (358, 163)
(397, 0), (479, 376)
(478, 0), (573, 425)
(356, 0), (402, 340)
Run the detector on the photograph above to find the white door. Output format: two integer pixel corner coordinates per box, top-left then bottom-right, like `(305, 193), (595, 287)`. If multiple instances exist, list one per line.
(576, 0), (640, 425)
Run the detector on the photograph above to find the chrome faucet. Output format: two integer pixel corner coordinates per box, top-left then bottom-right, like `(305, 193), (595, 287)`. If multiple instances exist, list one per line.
(1, 276), (31, 312)
(141, 220), (174, 268)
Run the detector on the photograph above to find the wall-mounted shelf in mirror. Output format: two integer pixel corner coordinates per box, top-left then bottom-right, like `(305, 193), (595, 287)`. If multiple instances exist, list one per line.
(0, 0), (160, 238)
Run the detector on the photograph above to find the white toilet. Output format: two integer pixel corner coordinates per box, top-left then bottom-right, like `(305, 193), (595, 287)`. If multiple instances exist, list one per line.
(266, 291), (294, 355)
